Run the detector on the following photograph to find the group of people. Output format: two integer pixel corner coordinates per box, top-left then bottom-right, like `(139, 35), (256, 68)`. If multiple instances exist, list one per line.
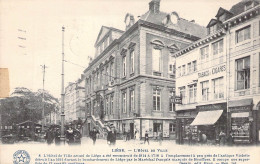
(45, 126), (62, 145)
(89, 126), (117, 146)
(45, 124), (82, 145)
(65, 125), (82, 145)
(186, 129), (234, 146)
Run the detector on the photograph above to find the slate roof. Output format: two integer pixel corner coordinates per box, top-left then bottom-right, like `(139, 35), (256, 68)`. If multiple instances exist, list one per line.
(139, 10), (207, 38)
(229, 0), (260, 16)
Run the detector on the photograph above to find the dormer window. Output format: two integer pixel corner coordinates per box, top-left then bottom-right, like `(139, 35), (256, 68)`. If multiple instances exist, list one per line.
(245, 1), (254, 11)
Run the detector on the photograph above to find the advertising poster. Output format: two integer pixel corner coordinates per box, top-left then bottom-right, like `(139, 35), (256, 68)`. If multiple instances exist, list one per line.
(1, 0), (260, 163)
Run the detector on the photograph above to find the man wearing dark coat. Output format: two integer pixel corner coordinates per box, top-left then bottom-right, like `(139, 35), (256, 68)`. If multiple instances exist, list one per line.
(107, 127), (116, 145)
(90, 127), (99, 145)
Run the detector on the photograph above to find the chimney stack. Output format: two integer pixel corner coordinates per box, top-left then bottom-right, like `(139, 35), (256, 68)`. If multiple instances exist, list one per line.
(149, 0), (160, 14)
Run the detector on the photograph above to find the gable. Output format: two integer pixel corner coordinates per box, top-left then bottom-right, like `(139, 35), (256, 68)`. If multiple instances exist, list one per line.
(94, 26), (110, 47)
(206, 19), (218, 28)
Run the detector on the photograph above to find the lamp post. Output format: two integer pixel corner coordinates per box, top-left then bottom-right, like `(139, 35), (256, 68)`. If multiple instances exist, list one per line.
(60, 26), (65, 143)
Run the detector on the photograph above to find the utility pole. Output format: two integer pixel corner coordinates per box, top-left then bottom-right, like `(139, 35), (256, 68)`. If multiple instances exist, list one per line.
(60, 26), (65, 143)
(41, 64), (47, 132)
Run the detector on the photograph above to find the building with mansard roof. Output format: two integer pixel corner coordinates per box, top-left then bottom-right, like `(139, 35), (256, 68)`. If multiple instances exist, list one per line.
(174, 0), (260, 145)
(82, 0), (206, 139)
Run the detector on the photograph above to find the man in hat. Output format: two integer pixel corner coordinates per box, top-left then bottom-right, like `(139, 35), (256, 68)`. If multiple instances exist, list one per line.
(144, 130), (149, 145)
(107, 126), (116, 146)
(90, 127), (99, 145)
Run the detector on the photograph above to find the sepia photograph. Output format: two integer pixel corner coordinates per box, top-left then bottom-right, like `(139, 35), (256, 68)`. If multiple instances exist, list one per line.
(0, 0), (260, 163)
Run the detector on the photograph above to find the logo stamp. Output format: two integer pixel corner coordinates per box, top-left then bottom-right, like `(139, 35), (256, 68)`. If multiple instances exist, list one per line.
(13, 150), (30, 164)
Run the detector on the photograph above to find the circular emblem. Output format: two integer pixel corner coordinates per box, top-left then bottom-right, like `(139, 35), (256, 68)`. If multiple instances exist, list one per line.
(13, 150), (30, 164)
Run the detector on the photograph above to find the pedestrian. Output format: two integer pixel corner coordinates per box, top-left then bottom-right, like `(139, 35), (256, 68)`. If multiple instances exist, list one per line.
(107, 126), (116, 146)
(188, 129), (193, 145)
(144, 130), (149, 145)
(74, 125), (82, 145)
(66, 126), (75, 145)
(197, 130), (202, 144)
(158, 130), (163, 145)
(123, 130), (127, 141)
(127, 130), (130, 141)
(90, 127), (99, 145)
(135, 129), (140, 140)
(219, 130), (226, 146)
(46, 128), (54, 145)
(201, 133), (207, 144)
(226, 131), (233, 146)
(54, 128), (61, 145)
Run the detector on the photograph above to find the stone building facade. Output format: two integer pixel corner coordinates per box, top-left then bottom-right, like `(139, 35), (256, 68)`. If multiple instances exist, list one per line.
(83, 0), (206, 139)
(175, 0), (260, 144)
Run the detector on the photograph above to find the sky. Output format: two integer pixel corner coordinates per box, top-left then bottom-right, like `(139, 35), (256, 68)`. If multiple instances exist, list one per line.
(0, 0), (241, 98)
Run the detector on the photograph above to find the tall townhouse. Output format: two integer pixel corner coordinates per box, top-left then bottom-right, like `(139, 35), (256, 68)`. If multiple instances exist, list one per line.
(224, 0), (260, 144)
(83, 0), (206, 139)
(175, 0), (260, 145)
(64, 79), (85, 123)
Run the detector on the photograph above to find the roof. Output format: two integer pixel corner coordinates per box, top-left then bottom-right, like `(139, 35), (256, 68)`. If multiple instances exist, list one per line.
(139, 10), (207, 38)
(206, 19), (221, 28)
(215, 7), (233, 17)
(229, 0), (260, 16)
(94, 26), (124, 47)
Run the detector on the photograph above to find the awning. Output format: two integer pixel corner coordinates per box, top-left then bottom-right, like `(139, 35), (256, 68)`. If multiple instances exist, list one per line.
(228, 98), (253, 108)
(190, 110), (223, 126)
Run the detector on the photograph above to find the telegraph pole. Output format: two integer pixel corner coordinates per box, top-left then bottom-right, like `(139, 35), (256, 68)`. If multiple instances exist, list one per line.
(41, 64), (47, 132)
(60, 26), (65, 143)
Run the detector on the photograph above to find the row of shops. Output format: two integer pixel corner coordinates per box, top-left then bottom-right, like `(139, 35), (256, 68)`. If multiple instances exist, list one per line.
(176, 99), (260, 145)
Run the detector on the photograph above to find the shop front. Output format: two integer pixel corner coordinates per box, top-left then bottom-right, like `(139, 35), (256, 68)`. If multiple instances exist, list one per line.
(189, 103), (227, 145)
(176, 110), (196, 144)
(228, 98), (253, 144)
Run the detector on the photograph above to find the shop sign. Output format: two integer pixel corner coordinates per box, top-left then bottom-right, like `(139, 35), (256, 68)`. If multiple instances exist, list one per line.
(196, 103), (226, 111)
(198, 64), (226, 78)
(170, 96), (182, 104)
(229, 106), (251, 112)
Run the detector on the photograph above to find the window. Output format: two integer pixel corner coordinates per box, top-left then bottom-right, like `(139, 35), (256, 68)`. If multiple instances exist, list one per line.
(182, 65), (186, 75)
(212, 39), (223, 55)
(105, 65), (109, 84)
(122, 56), (126, 77)
(169, 64), (173, 72)
(236, 26), (250, 43)
(236, 56), (250, 90)
(110, 61), (114, 81)
(212, 77), (224, 99)
(110, 94), (114, 115)
(169, 91), (175, 112)
(152, 48), (162, 72)
(169, 123), (176, 133)
(153, 89), (161, 111)
(193, 60), (197, 72)
(188, 84), (197, 103)
(178, 66), (181, 77)
(122, 123), (126, 132)
(201, 46), (209, 60)
(179, 87), (186, 104)
(130, 50), (135, 74)
(122, 91), (126, 113)
(130, 89), (135, 111)
(188, 63), (191, 74)
(201, 81), (209, 101)
(106, 96), (109, 115)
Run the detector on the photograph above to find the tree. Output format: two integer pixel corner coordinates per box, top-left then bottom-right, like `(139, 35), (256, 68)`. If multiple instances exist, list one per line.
(0, 87), (60, 126)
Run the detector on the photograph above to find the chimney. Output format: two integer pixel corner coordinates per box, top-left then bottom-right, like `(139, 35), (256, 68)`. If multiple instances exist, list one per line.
(149, 0), (160, 13)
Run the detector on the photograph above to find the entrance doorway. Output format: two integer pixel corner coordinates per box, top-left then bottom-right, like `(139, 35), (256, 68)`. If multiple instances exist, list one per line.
(130, 123), (134, 139)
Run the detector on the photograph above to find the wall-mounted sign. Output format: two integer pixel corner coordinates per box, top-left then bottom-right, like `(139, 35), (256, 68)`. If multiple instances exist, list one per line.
(198, 64), (226, 78)
(170, 96), (182, 104)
